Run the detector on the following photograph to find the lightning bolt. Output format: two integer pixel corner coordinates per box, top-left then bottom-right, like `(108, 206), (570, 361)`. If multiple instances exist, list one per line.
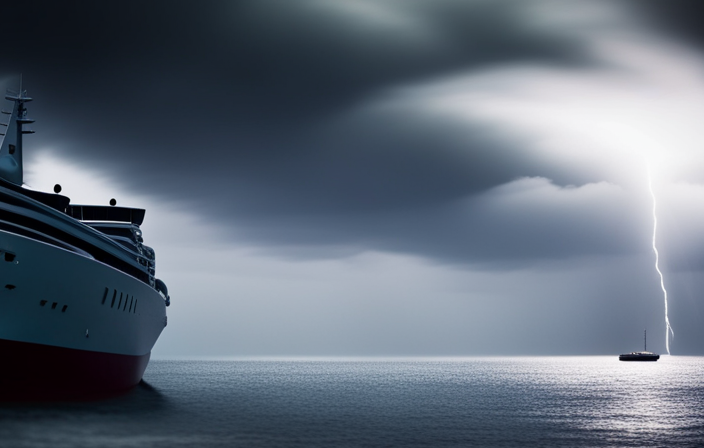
(648, 167), (674, 355)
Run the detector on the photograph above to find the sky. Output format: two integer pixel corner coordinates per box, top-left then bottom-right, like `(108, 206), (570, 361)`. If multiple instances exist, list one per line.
(2, 0), (704, 356)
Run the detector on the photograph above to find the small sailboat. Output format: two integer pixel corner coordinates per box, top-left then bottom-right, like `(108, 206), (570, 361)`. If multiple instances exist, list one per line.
(619, 330), (659, 361)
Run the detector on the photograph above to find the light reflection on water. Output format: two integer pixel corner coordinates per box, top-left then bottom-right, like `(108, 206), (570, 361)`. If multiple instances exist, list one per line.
(0, 357), (702, 447)
(490, 356), (703, 444)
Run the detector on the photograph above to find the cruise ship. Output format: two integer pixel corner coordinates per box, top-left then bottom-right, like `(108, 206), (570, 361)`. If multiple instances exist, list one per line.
(0, 87), (170, 396)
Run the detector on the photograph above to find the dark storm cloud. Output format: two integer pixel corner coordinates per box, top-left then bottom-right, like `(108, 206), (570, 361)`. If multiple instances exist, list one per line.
(632, 0), (704, 52)
(0, 0), (689, 265)
(1, 1), (587, 119)
(239, 179), (648, 268)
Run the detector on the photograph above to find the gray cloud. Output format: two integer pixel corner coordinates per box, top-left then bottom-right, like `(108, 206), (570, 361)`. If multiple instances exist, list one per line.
(632, 0), (704, 51)
(9, 0), (704, 357)
(1, 0), (701, 268)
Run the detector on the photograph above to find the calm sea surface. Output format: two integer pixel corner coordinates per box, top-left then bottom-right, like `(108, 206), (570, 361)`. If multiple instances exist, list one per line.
(1, 357), (703, 447)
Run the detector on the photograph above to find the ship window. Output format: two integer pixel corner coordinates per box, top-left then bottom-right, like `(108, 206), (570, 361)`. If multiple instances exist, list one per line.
(123, 295), (129, 311)
(8, 144), (14, 154)
(111, 290), (117, 308)
(4, 284), (15, 290)
(128, 296), (134, 313)
(51, 302), (57, 310)
(134, 299), (137, 313)
(118, 293), (123, 309)
(40, 300), (47, 306)
(102, 287), (109, 305)
(61, 305), (67, 313)
(4, 252), (15, 262)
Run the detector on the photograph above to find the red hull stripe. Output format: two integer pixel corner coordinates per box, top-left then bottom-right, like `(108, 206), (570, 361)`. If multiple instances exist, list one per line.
(0, 338), (150, 398)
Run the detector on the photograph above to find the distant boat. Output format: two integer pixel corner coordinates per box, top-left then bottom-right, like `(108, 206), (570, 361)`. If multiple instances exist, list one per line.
(619, 330), (659, 361)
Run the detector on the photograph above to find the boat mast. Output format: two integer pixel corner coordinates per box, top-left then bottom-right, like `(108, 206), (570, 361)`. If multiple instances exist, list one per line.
(644, 329), (647, 352)
(0, 78), (34, 185)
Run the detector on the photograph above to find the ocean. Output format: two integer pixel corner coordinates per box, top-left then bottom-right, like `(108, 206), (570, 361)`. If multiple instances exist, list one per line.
(1, 357), (702, 447)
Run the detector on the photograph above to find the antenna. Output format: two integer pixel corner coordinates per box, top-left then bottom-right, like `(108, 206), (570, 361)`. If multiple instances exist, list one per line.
(0, 76), (35, 185)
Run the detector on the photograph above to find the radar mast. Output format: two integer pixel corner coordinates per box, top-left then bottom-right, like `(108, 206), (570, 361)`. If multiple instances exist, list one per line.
(0, 77), (35, 185)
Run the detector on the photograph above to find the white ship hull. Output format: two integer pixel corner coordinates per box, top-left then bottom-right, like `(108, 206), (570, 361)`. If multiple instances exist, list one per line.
(0, 229), (166, 395)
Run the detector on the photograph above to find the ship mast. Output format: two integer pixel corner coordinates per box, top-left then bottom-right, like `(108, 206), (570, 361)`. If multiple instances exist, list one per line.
(0, 79), (35, 185)
(644, 329), (647, 352)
